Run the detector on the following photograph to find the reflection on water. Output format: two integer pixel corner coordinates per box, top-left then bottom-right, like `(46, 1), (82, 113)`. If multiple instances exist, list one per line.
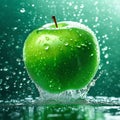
(0, 96), (120, 120)
(0, 104), (120, 120)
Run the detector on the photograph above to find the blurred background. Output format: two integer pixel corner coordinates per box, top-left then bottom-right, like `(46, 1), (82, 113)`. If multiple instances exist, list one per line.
(0, 0), (120, 101)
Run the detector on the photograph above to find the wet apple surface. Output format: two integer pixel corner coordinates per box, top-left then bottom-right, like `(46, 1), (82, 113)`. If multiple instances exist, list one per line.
(23, 21), (100, 93)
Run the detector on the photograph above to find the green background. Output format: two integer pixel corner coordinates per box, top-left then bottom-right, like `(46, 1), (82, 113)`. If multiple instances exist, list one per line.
(0, 0), (120, 100)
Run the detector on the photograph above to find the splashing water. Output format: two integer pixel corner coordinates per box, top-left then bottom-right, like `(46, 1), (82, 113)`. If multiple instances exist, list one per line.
(0, 0), (120, 112)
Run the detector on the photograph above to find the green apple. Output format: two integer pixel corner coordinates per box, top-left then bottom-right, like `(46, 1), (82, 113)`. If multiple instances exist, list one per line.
(23, 20), (100, 93)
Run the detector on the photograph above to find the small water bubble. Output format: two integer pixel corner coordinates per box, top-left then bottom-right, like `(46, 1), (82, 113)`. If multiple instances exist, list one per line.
(20, 8), (25, 13)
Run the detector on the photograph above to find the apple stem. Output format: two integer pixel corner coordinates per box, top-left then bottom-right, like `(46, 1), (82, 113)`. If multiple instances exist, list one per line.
(52, 16), (58, 28)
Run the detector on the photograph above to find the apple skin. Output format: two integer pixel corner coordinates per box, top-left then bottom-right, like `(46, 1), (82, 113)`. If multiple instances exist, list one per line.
(23, 21), (100, 93)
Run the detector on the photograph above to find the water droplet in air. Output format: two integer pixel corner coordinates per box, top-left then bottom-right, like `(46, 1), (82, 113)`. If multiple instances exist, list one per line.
(68, 2), (73, 6)
(74, 5), (78, 10)
(106, 61), (109, 64)
(6, 76), (10, 80)
(102, 46), (108, 51)
(95, 17), (99, 22)
(80, 4), (84, 9)
(104, 54), (109, 58)
(13, 27), (18, 31)
(20, 8), (26, 13)
(31, 4), (35, 7)
(5, 85), (10, 89)
(3, 67), (8, 71)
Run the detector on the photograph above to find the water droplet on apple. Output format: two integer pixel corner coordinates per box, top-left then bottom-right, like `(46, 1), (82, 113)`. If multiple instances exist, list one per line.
(49, 84), (52, 88)
(45, 37), (49, 41)
(88, 42), (92, 45)
(58, 87), (61, 90)
(81, 44), (86, 47)
(90, 53), (94, 57)
(65, 43), (69, 46)
(49, 80), (53, 83)
(53, 57), (57, 67)
(44, 63), (47, 66)
(76, 45), (81, 48)
(79, 34), (82, 37)
(45, 46), (49, 50)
